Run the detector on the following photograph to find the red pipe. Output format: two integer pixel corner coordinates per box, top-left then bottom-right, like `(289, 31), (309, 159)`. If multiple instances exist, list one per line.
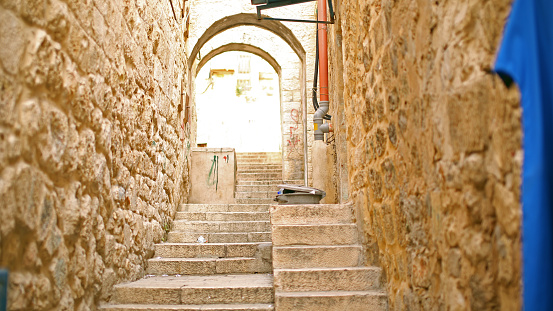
(317, 0), (329, 102)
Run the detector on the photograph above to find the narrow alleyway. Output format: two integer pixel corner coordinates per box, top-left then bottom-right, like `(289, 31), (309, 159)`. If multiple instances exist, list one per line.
(100, 153), (287, 310)
(0, 0), (528, 309)
(101, 152), (387, 310)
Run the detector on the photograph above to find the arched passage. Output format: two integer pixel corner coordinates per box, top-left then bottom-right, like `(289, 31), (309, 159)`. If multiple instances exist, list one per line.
(188, 13), (309, 182)
(196, 43), (282, 77)
(189, 13), (305, 68)
(195, 51), (281, 152)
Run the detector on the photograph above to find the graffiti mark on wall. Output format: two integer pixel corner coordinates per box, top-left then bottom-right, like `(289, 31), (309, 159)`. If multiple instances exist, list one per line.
(180, 122), (186, 143)
(286, 108), (301, 156)
(207, 155), (219, 191)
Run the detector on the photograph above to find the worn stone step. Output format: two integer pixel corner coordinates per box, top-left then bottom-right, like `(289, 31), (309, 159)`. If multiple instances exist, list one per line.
(271, 224), (358, 246)
(236, 154), (280, 157)
(168, 232), (271, 243)
(112, 275), (274, 305)
(270, 204), (353, 225)
(236, 185), (278, 192)
(235, 180), (302, 186)
(235, 198), (275, 204)
(275, 290), (387, 311)
(238, 164), (282, 169)
(272, 245), (362, 269)
(236, 157), (281, 163)
(178, 204), (269, 213)
(236, 181), (281, 186)
(237, 173), (282, 181)
(235, 191), (274, 199)
(236, 154), (281, 157)
(154, 242), (271, 258)
(237, 168), (283, 174)
(176, 211), (270, 222)
(237, 162), (281, 166)
(173, 221), (271, 233)
(147, 257), (270, 275)
(274, 267), (382, 292)
(100, 303), (274, 311)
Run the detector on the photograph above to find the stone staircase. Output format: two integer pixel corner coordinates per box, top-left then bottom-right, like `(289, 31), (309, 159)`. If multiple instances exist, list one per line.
(234, 152), (300, 205)
(100, 152), (285, 311)
(271, 203), (388, 310)
(100, 152), (387, 310)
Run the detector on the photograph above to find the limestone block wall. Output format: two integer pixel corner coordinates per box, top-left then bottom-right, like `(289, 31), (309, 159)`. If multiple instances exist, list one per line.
(328, 0), (522, 309)
(0, 0), (190, 309)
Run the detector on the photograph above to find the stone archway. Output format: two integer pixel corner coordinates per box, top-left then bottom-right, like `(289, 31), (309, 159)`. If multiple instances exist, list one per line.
(196, 43), (281, 77)
(188, 13), (309, 182)
(188, 13), (305, 68)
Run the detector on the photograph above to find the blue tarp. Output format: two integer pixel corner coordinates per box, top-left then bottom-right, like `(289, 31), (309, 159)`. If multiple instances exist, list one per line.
(495, 0), (553, 310)
(0, 270), (6, 311)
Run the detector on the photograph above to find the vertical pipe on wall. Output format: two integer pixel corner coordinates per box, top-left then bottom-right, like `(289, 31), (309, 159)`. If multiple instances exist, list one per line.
(303, 60), (309, 186)
(317, 0), (329, 102)
(314, 0), (330, 141)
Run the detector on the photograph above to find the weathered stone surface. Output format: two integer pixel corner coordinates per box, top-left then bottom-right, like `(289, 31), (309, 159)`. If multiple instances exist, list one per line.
(273, 245), (362, 269)
(100, 303), (275, 311)
(0, 0), (190, 309)
(275, 290), (388, 311)
(327, 0), (523, 309)
(111, 274), (274, 305)
(274, 267), (381, 292)
(270, 204), (353, 225)
(272, 224), (358, 246)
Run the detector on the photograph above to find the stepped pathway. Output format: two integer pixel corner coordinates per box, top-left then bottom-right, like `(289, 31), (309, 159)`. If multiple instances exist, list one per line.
(271, 203), (388, 311)
(101, 152), (293, 311)
(235, 152), (302, 205)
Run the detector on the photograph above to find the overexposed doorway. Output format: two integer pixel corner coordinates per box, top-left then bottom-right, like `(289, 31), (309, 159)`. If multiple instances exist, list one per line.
(195, 51), (281, 152)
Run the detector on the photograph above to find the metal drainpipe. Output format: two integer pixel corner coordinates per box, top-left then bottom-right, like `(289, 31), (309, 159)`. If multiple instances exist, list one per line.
(314, 0), (330, 141)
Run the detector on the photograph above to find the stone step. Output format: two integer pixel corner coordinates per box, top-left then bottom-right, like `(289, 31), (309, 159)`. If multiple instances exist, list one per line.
(236, 157), (281, 163)
(237, 168), (283, 174)
(236, 181), (282, 186)
(235, 191), (274, 199)
(179, 204), (269, 213)
(154, 242), (271, 258)
(236, 156), (281, 161)
(176, 211), (270, 222)
(237, 173), (282, 181)
(235, 180), (302, 186)
(237, 161), (281, 165)
(270, 204), (353, 225)
(236, 152), (281, 156)
(271, 224), (358, 246)
(147, 257), (270, 275)
(100, 303), (274, 311)
(273, 267), (382, 292)
(237, 164), (282, 169)
(236, 185), (278, 192)
(173, 221), (270, 233)
(168, 232), (271, 243)
(272, 245), (362, 269)
(111, 275), (274, 305)
(235, 198), (275, 204)
(274, 290), (387, 311)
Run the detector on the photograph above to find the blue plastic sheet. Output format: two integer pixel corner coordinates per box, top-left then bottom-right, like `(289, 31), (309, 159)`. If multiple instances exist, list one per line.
(495, 0), (553, 310)
(0, 270), (7, 311)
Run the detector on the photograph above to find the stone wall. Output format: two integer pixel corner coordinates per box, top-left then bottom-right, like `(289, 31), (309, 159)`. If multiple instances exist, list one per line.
(0, 0), (190, 309)
(328, 0), (522, 309)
